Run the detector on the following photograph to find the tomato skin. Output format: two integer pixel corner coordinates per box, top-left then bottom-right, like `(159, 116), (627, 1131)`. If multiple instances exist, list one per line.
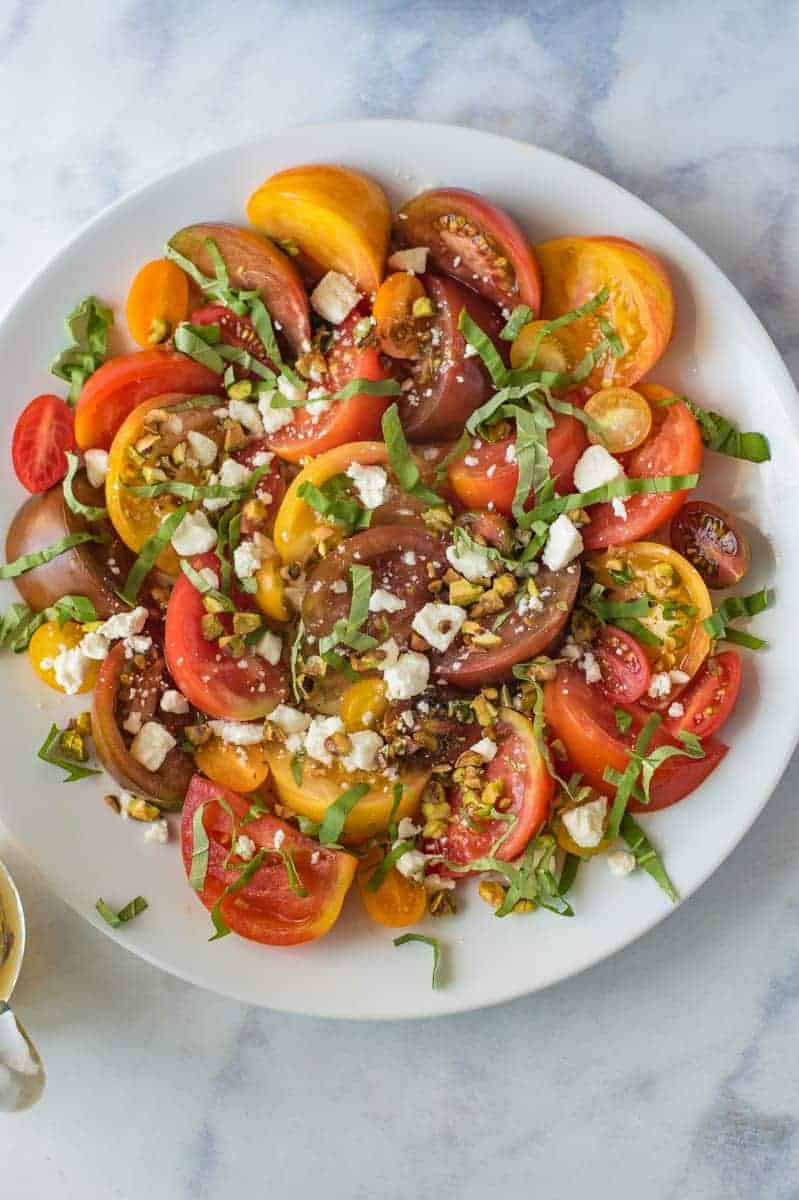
(74, 349), (220, 451)
(425, 709), (553, 870)
(666, 651), (742, 741)
(396, 188), (542, 313)
(594, 624), (652, 704)
(12, 394), (76, 493)
(164, 552), (290, 720)
(180, 774), (357, 947)
(670, 501), (750, 589)
(357, 848), (427, 928)
(447, 408), (587, 515)
(191, 303), (277, 370)
(267, 310), (391, 463)
(544, 665), (727, 811)
(582, 384), (703, 550)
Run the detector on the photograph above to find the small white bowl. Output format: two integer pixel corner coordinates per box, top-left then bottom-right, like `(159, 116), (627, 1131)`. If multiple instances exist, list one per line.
(0, 859), (44, 1111)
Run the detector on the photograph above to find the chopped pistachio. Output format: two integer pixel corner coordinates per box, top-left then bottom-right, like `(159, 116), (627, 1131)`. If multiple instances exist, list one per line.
(142, 466), (168, 485)
(147, 317), (171, 344)
(242, 498), (268, 524)
(512, 899), (536, 914)
(471, 692), (498, 726)
(127, 797), (161, 822)
(233, 612), (262, 636)
(449, 578), (484, 607)
(185, 724), (211, 747)
(422, 507), (453, 533)
(219, 633), (245, 658)
(135, 432), (160, 455)
(104, 793), (121, 814)
(60, 729), (86, 761)
(74, 711), (92, 736)
(428, 889), (456, 917)
(202, 594), (229, 615)
(412, 296), (435, 318)
(200, 613), (224, 640)
(223, 422), (247, 453)
(478, 880), (507, 909)
(171, 441), (188, 466)
(227, 379), (253, 402)
(471, 629), (503, 648)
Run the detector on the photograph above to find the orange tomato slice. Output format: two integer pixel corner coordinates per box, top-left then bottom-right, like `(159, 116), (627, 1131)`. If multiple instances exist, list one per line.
(126, 259), (190, 348)
(357, 847), (427, 928)
(194, 736), (271, 793)
(372, 272), (426, 358)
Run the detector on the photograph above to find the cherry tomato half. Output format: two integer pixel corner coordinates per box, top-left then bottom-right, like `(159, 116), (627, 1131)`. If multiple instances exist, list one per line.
(666, 651), (742, 740)
(584, 386), (652, 454)
(594, 624), (652, 703)
(12, 393), (77, 493)
(670, 501), (750, 589)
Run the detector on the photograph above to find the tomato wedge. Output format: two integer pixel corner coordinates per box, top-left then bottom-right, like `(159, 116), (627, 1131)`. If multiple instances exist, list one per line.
(666, 651), (742, 740)
(165, 552), (290, 720)
(181, 774), (357, 946)
(594, 624), (652, 703)
(267, 309), (392, 462)
(544, 665), (727, 811)
(582, 384), (703, 550)
(447, 406), (588, 515)
(12, 394), (76, 493)
(425, 709), (553, 869)
(191, 303), (277, 371)
(395, 188), (542, 312)
(74, 349), (220, 451)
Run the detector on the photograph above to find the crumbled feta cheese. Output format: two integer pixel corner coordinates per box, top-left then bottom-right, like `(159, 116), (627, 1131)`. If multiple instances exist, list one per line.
(251, 450), (274, 468)
(573, 444), (625, 493)
(277, 374), (306, 406)
(378, 638), (401, 669)
(122, 711), (143, 735)
(233, 539), (264, 580)
(274, 828), (285, 850)
(80, 629), (110, 661)
(235, 834), (256, 861)
(346, 462), (388, 510)
(84, 448), (109, 489)
(268, 705), (311, 735)
(397, 817), (421, 840)
(383, 651), (430, 700)
(667, 701), (685, 719)
(310, 270), (360, 324)
(446, 541), (497, 583)
(670, 669), (690, 685)
(186, 430), (218, 467)
(197, 567), (219, 589)
(412, 602), (465, 652)
(342, 730), (383, 773)
(100, 606), (148, 641)
(395, 848), (426, 882)
(542, 514), (584, 572)
(171, 509), (217, 557)
(424, 873), (455, 893)
(579, 649), (602, 685)
(305, 396), (331, 419)
(402, 551), (417, 567)
(331, 579), (348, 595)
(144, 818), (169, 844)
(607, 848), (637, 877)
(161, 689), (189, 714)
(255, 629), (282, 665)
(218, 458), (252, 489)
(505, 442), (517, 464)
(562, 797), (608, 849)
(464, 343), (478, 357)
(258, 389), (295, 434)
(387, 246), (429, 274)
(228, 398), (264, 436)
(369, 589), (406, 614)
(49, 646), (89, 695)
(130, 721), (176, 772)
(207, 720), (264, 746)
(469, 737), (498, 762)
(125, 635), (152, 655)
(648, 672), (672, 699)
(305, 715), (345, 766)
(611, 498), (628, 520)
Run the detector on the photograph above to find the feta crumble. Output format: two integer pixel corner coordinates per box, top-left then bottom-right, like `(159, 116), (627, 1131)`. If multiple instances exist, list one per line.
(561, 797), (608, 849)
(310, 271), (360, 324)
(469, 737), (498, 762)
(346, 462), (388, 510)
(342, 730), (383, 773)
(387, 246), (429, 273)
(171, 510), (217, 557)
(607, 849), (637, 877)
(130, 722), (176, 772)
(84, 448), (109, 489)
(542, 514), (583, 572)
(161, 689), (189, 714)
(411, 602), (465, 652)
(369, 589), (406, 614)
(383, 651), (430, 700)
(573, 444), (625, 493)
(446, 541), (497, 583)
(207, 720), (264, 746)
(186, 430), (218, 467)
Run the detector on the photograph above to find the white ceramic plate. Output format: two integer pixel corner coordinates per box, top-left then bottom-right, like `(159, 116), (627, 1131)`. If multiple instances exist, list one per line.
(0, 121), (796, 1019)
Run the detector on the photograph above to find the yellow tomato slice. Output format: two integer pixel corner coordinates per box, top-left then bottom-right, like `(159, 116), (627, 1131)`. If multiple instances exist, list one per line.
(29, 620), (98, 694)
(340, 677), (389, 732)
(589, 541), (712, 681)
(263, 742), (429, 844)
(193, 736), (271, 793)
(273, 440), (388, 564)
(509, 320), (570, 375)
(357, 846), (427, 928)
(106, 394), (223, 575)
(584, 386), (653, 453)
(125, 259), (190, 348)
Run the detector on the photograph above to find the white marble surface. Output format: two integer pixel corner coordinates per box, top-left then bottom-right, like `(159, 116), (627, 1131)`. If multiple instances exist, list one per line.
(2, 1), (799, 1195)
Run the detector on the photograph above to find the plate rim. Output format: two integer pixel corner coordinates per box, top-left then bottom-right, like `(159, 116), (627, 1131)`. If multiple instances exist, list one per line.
(1, 118), (797, 1020)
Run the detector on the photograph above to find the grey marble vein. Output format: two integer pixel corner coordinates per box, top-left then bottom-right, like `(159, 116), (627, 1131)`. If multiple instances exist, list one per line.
(2, 1), (799, 1196)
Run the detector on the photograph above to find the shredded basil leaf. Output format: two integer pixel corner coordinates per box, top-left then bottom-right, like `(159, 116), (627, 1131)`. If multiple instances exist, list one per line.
(276, 846), (309, 898)
(318, 782), (370, 846)
(189, 802), (211, 891)
(500, 305), (534, 341)
(365, 841), (415, 894)
(509, 404), (553, 521)
(619, 813), (678, 902)
(615, 708), (633, 734)
(173, 323), (225, 373)
(381, 404), (442, 506)
(209, 848), (269, 941)
(120, 506), (188, 603)
(604, 714), (704, 836)
(387, 781), (403, 842)
(63, 452), (108, 520)
(0, 596), (100, 654)
(674, 396), (771, 464)
(0, 531), (102, 581)
(50, 296), (113, 404)
(179, 559), (235, 612)
(297, 474), (372, 535)
(333, 377), (401, 401)
(319, 564), (377, 657)
(95, 896), (148, 928)
(37, 723), (101, 783)
(521, 472), (699, 528)
(703, 587), (771, 649)
(290, 752), (305, 786)
(289, 619), (305, 702)
(558, 853), (581, 897)
(393, 933), (443, 990)
(457, 310), (508, 386)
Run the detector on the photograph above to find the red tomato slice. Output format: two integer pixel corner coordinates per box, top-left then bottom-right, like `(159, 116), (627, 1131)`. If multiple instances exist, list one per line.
(165, 552), (289, 720)
(447, 406), (588, 515)
(594, 624), (652, 703)
(267, 309), (391, 463)
(544, 664), (727, 811)
(74, 348), (221, 450)
(424, 709), (553, 870)
(666, 651), (741, 740)
(191, 303), (278, 371)
(395, 188), (542, 313)
(12, 394), (76, 493)
(181, 774), (357, 946)
(234, 438), (286, 535)
(582, 384), (703, 550)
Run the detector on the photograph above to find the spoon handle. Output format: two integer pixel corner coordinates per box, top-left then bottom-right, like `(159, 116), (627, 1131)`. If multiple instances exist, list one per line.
(0, 1001), (45, 1112)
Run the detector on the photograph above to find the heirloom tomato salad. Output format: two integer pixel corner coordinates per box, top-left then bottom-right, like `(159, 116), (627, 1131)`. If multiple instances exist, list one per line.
(1, 164), (772, 982)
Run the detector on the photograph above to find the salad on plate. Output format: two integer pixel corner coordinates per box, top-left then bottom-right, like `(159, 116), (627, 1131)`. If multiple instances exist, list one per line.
(0, 164), (772, 985)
